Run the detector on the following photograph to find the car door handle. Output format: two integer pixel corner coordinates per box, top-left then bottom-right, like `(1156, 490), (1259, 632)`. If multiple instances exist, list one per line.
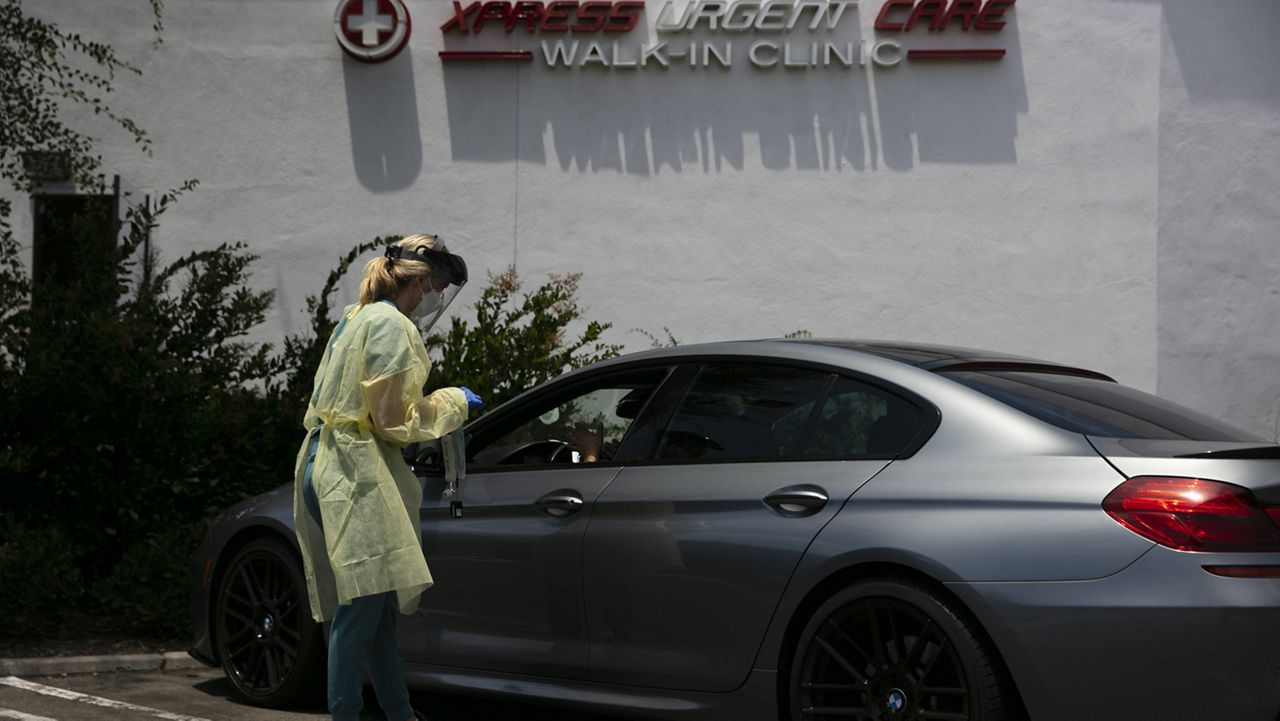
(535, 490), (584, 517)
(764, 486), (829, 517)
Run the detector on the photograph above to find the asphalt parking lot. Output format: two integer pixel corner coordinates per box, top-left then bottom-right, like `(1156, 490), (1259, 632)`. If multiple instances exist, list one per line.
(0, 668), (623, 721)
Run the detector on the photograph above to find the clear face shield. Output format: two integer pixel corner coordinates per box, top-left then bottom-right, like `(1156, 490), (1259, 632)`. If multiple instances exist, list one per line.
(384, 240), (468, 334)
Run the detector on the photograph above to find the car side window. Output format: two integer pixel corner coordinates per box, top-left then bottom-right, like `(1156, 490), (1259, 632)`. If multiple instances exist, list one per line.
(802, 377), (925, 458)
(655, 364), (833, 462)
(470, 370), (667, 467)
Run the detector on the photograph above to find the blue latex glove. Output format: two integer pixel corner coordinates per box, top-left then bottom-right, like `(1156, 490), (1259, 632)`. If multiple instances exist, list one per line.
(459, 386), (484, 414)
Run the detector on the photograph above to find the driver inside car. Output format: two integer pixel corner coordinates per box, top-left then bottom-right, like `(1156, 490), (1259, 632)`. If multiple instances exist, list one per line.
(568, 422), (609, 463)
(564, 386), (652, 463)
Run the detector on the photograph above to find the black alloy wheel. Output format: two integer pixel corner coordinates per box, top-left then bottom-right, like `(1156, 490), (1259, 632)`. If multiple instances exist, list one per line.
(214, 537), (325, 708)
(789, 577), (1016, 721)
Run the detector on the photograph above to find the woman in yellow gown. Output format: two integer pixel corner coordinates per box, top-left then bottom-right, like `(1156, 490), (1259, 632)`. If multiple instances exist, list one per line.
(292, 234), (482, 721)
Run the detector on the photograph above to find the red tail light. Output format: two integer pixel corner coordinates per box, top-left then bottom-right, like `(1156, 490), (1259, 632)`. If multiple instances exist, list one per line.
(1103, 476), (1280, 552)
(1203, 565), (1280, 578)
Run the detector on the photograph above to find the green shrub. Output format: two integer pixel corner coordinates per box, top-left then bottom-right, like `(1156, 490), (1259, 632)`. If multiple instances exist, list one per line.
(0, 183), (294, 617)
(96, 523), (204, 637)
(424, 267), (624, 410)
(0, 524), (84, 637)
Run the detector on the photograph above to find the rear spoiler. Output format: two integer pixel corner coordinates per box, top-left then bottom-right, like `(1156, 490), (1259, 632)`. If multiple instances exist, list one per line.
(932, 362), (1115, 382)
(1176, 445), (1280, 460)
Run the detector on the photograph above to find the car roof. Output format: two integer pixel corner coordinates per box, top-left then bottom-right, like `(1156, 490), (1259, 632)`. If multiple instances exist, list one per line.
(785, 339), (1045, 369)
(598, 339), (1114, 381)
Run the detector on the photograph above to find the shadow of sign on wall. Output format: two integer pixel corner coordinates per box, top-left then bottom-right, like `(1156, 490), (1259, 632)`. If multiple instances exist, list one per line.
(343, 48), (424, 190)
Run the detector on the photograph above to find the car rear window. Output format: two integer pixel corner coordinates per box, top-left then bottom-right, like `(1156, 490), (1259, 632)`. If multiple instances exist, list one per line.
(800, 376), (926, 458)
(941, 370), (1263, 442)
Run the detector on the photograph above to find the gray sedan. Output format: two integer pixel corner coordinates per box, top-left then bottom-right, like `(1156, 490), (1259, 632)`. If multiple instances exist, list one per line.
(188, 340), (1280, 721)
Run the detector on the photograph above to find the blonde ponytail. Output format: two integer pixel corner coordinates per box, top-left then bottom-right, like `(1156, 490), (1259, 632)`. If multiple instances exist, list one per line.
(357, 234), (439, 305)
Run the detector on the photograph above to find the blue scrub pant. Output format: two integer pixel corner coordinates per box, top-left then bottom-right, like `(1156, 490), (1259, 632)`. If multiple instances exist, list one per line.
(303, 430), (416, 721)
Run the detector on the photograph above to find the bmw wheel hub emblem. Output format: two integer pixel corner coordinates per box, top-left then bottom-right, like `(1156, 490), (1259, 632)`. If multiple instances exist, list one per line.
(886, 688), (907, 714)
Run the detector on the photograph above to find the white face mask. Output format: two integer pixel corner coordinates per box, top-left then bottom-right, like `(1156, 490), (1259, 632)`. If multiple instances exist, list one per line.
(410, 284), (443, 320)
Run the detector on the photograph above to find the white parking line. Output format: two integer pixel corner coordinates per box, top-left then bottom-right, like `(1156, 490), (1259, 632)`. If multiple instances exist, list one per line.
(0, 710), (59, 721)
(0, 676), (212, 721)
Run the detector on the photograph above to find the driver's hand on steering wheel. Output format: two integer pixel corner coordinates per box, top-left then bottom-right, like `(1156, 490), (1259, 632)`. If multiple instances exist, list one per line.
(567, 424), (604, 463)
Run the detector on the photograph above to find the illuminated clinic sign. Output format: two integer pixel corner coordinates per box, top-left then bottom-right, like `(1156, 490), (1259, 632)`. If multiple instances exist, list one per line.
(437, 0), (1016, 69)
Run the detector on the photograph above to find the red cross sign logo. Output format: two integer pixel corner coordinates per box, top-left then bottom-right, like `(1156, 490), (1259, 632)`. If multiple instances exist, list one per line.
(334, 0), (411, 63)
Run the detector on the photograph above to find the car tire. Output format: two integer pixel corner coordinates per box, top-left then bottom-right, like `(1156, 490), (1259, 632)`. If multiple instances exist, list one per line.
(214, 537), (326, 708)
(788, 576), (1018, 721)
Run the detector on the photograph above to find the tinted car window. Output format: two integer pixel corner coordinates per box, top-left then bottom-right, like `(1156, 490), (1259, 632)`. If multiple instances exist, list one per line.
(802, 377), (925, 457)
(471, 369), (668, 466)
(656, 364), (833, 462)
(943, 370), (1263, 442)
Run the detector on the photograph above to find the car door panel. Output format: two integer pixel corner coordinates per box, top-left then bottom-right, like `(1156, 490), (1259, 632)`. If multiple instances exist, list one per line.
(583, 460), (890, 691)
(399, 466), (620, 680)
(399, 366), (679, 680)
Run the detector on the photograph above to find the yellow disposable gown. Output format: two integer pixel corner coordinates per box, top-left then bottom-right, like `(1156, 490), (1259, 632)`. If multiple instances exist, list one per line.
(292, 301), (468, 623)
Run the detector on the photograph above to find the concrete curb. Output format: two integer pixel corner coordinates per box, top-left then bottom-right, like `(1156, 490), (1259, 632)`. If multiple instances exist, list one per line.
(0, 652), (207, 676)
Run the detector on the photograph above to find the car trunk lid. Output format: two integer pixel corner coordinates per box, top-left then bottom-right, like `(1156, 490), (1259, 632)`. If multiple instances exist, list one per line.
(1088, 437), (1280, 505)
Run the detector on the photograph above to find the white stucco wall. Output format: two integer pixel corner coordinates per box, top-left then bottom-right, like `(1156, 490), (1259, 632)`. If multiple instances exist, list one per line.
(1153, 0), (1280, 441)
(6, 0), (1277, 438)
